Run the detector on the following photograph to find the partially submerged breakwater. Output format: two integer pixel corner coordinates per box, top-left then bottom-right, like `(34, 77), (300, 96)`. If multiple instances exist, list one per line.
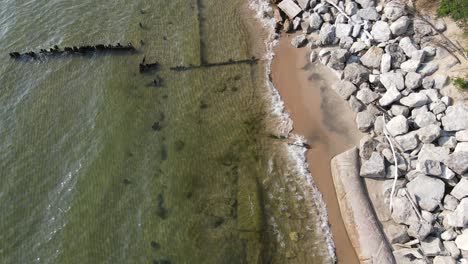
(9, 43), (136, 60)
(271, 0), (467, 263)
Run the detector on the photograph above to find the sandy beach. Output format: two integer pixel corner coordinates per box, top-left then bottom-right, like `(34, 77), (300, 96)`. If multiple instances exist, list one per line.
(271, 34), (364, 263)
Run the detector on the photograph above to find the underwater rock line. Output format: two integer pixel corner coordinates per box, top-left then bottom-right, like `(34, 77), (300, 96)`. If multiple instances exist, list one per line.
(170, 57), (259, 71)
(8, 43), (136, 60)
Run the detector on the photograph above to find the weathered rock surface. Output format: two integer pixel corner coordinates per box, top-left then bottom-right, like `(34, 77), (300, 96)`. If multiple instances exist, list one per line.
(386, 115), (409, 137)
(456, 130), (468, 142)
(417, 124), (441, 143)
(334, 80), (357, 100)
(407, 175), (445, 211)
(357, 88), (380, 104)
(357, 7), (380, 21)
(360, 152), (385, 178)
(447, 198), (468, 227)
(455, 228), (468, 251)
(420, 236), (445, 256)
(384, 0), (406, 21)
(451, 178), (468, 201)
(380, 71), (405, 91)
(400, 93), (429, 108)
(395, 132), (419, 151)
(320, 23), (336, 45)
(371, 21), (392, 42)
(405, 72), (422, 90)
(291, 35), (308, 48)
(442, 103), (468, 131)
(344, 63), (369, 85)
(390, 16), (410, 36)
(360, 46), (383, 69)
(444, 151), (468, 175)
(399, 37), (418, 57)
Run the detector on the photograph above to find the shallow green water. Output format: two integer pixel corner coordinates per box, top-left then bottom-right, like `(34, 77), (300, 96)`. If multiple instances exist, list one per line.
(0, 1), (333, 263)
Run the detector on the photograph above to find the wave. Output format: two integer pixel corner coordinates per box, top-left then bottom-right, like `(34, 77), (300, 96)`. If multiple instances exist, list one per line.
(248, 1), (337, 262)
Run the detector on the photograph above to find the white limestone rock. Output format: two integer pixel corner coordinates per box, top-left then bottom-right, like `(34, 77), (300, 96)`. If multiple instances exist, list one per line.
(384, 0), (406, 21)
(438, 136), (458, 150)
(442, 103), (468, 131)
(360, 152), (385, 178)
(386, 115), (409, 137)
(444, 151), (468, 175)
(417, 124), (442, 143)
(455, 142), (468, 153)
(356, 110), (375, 132)
(371, 21), (392, 42)
(405, 72), (422, 89)
(420, 236), (445, 256)
(417, 62), (439, 77)
(395, 132), (419, 152)
(335, 23), (353, 38)
(400, 92), (429, 108)
(385, 224), (410, 244)
(357, 7), (380, 21)
(390, 104), (409, 117)
(399, 37), (418, 57)
(333, 80), (357, 100)
(360, 46), (383, 69)
(344, 63), (369, 85)
(320, 23), (336, 45)
(400, 60), (420, 72)
(278, 0), (302, 19)
(448, 198), (468, 228)
(414, 111), (437, 128)
(390, 15), (410, 36)
(308, 12), (323, 30)
(356, 88), (380, 104)
(452, 178), (468, 200)
(380, 71), (405, 91)
(455, 228), (468, 251)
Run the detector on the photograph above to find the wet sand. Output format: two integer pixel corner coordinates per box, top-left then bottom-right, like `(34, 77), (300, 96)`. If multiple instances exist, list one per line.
(271, 34), (363, 264)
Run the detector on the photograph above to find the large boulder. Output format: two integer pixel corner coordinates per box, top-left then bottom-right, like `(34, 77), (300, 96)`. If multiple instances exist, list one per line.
(407, 175), (445, 211)
(344, 63), (369, 85)
(400, 92), (429, 108)
(371, 21), (392, 43)
(444, 151), (468, 175)
(360, 152), (386, 178)
(361, 46), (383, 69)
(442, 103), (468, 131)
(384, 0), (406, 21)
(320, 23), (336, 45)
(380, 71), (405, 91)
(386, 115), (409, 137)
(390, 16), (410, 36)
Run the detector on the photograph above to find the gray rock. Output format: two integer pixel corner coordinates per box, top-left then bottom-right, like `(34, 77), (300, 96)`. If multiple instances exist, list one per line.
(308, 12), (323, 30)
(440, 165), (456, 182)
(434, 18), (447, 32)
(344, 63), (369, 85)
(385, 224), (410, 244)
(333, 80), (356, 100)
(357, 88), (380, 104)
(350, 41), (367, 53)
(411, 105), (429, 118)
(291, 35), (308, 48)
(418, 143), (450, 164)
(444, 240), (461, 259)
(395, 132), (419, 152)
(297, 0), (310, 10)
(413, 18), (434, 37)
(335, 23), (353, 38)
(352, 23), (362, 38)
(454, 142), (468, 153)
(422, 160), (442, 176)
(417, 62), (439, 76)
(414, 111), (437, 128)
(384, 0), (406, 21)
(455, 228), (468, 251)
(309, 50), (318, 63)
(356, 110), (375, 132)
(360, 152), (385, 178)
(360, 46), (383, 69)
(322, 12), (333, 23)
(390, 16), (410, 36)
(359, 135), (377, 160)
(445, 151), (468, 175)
(293, 17), (302, 31)
(356, 0), (375, 8)
(421, 236), (445, 256)
(277, 0), (302, 19)
(456, 130), (468, 142)
(400, 60), (420, 72)
(345, 1), (359, 16)
(420, 89), (440, 103)
(408, 221), (433, 240)
(386, 115), (409, 137)
(417, 124), (442, 143)
(357, 7), (380, 21)
(444, 195), (460, 211)
(371, 21), (392, 42)
(447, 198), (468, 227)
(313, 3), (329, 14)
(339, 36), (354, 50)
(320, 23), (336, 45)
(390, 105), (409, 117)
(328, 49), (349, 70)
(399, 37), (418, 57)
(391, 189), (419, 225)
(380, 53), (391, 73)
(422, 76), (434, 89)
(393, 249), (425, 264)
(380, 71), (405, 91)
(400, 92), (429, 108)
(438, 136), (457, 149)
(411, 50), (426, 63)
(441, 95), (451, 106)
(405, 72), (422, 89)
(429, 101), (446, 115)
(442, 103), (468, 131)
(348, 95), (365, 112)
(434, 256), (456, 264)
(423, 46), (437, 56)
(385, 43), (407, 68)
(452, 178), (468, 200)
(407, 175), (445, 211)
(378, 87), (403, 106)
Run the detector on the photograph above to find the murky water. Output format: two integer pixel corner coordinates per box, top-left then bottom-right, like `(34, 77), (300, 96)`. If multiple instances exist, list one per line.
(0, 1), (333, 263)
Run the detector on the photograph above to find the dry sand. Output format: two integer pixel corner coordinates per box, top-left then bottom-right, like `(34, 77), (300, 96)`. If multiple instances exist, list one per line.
(271, 34), (364, 264)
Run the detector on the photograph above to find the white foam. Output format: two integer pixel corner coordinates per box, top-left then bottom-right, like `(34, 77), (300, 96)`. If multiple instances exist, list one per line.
(248, 0), (337, 262)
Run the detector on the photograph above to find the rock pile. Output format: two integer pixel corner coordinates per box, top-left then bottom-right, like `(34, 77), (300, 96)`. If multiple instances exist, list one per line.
(274, 0), (467, 262)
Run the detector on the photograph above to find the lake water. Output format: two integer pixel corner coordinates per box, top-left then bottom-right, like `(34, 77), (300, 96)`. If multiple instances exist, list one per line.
(0, 0), (334, 263)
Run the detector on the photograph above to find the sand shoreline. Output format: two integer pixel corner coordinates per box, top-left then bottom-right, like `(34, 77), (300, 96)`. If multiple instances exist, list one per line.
(271, 33), (363, 263)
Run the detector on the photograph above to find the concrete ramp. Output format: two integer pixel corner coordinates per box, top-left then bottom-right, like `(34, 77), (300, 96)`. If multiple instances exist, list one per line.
(331, 147), (395, 264)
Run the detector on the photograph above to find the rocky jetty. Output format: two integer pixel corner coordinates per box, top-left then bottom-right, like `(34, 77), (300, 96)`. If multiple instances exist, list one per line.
(274, 0), (467, 262)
